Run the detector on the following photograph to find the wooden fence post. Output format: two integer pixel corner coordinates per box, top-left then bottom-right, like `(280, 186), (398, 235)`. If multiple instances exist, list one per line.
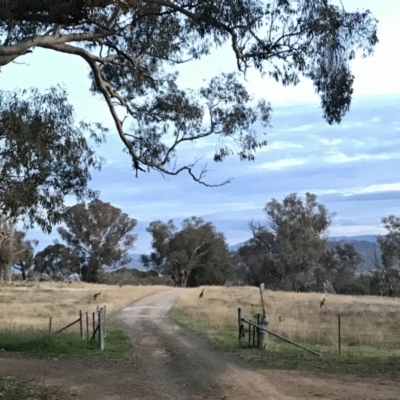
(86, 312), (89, 341)
(238, 308), (242, 347)
(252, 319), (256, 347)
(248, 320), (251, 347)
(257, 315), (269, 349)
(79, 310), (84, 339)
(338, 314), (341, 355)
(103, 305), (107, 338)
(49, 317), (52, 333)
(98, 308), (104, 351)
(92, 312), (95, 337)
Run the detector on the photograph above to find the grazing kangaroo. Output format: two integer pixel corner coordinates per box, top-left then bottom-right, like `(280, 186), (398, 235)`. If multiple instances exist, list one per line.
(94, 291), (101, 300)
(199, 289), (204, 298)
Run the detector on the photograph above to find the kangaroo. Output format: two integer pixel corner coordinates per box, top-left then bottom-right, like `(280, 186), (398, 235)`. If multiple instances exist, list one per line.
(320, 298), (326, 309)
(94, 291), (101, 300)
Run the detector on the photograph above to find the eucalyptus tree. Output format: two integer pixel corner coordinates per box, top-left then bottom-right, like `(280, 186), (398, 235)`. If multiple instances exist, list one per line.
(57, 199), (137, 282)
(12, 230), (38, 281)
(34, 243), (81, 279)
(0, 86), (105, 231)
(142, 216), (230, 286)
(238, 192), (334, 291)
(0, 86), (104, 280)
(264, 192), (334, 291)
(0, 0), (378, 184)
(374, 216), (400, 296)
(232, 229), (282, 288)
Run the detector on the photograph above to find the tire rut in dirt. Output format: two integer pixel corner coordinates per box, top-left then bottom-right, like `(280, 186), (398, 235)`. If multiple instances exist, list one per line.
(122, 316), (231, 400)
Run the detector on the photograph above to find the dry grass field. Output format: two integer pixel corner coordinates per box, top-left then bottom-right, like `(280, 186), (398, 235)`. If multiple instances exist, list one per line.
(0, 282), (167, 332)
(174, 286), (400, 349)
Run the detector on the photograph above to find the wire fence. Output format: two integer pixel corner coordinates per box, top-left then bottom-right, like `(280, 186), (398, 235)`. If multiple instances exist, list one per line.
(242, 310), (400, 351)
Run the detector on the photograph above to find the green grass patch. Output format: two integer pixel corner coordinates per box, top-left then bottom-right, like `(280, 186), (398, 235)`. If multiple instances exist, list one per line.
(0, 378), (51, 400)
(170, 308), (400, 375)
(0, 325), (132, 359)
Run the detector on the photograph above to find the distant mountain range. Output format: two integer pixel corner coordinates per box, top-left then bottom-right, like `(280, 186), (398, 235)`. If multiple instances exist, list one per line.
(124, 235), (381, 272)
(123, 253), (145, 270)
(327, 236), (380, 272)
(328, 235), (377, 243)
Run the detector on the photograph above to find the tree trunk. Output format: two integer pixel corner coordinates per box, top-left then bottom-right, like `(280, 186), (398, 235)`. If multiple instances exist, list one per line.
(21, 268), (27, 281)
(181, 270), (190, 287)
(387, 275), (395, 296)
(3, 262), (12, 281)
(82, 256), (101, 283)
(173, 269), (190, 287)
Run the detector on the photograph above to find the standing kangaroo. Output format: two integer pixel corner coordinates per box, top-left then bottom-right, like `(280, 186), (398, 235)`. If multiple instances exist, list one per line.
(94, 291), (101, 300)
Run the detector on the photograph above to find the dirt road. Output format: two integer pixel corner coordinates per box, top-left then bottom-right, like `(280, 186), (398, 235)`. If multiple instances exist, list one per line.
(1, 289), (399, 400)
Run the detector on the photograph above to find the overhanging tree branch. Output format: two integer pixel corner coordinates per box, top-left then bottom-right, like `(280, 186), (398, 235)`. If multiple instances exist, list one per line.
(0, 0), (378, 185)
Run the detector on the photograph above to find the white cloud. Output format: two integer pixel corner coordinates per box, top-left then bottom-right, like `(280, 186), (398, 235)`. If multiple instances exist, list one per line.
(286, 124), (316, 132)
(324, 152), (396, 164)
(267, 141), (304, 150)
(370, 117), (382, 123)
(334, 121), (365, 130)
(342, 182), (400, 197)
(310, 182), (400, 197)
(255, 158), (309, 170)
(320, 138), (344, 146)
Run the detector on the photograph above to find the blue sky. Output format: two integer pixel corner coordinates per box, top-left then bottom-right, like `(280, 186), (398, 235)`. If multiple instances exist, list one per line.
(1, 1), (400, 254)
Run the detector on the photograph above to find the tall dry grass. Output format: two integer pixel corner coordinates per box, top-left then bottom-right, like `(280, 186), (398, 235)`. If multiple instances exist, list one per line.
(174, 286), (400, 348)
(0, 282), (167, 332)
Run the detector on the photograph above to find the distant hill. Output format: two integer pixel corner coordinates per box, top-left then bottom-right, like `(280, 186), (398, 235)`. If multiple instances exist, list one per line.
(327, 238), (380, 272)
(228, 241), (249, 252)
(328, 235), (377, 243)
(229, 235), (381, 272)
(114, 253), (145, 271)
(328, 235), (380, 272)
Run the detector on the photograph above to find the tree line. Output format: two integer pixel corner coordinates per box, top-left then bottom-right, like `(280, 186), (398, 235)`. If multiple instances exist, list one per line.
(1, 194), (399, 297)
